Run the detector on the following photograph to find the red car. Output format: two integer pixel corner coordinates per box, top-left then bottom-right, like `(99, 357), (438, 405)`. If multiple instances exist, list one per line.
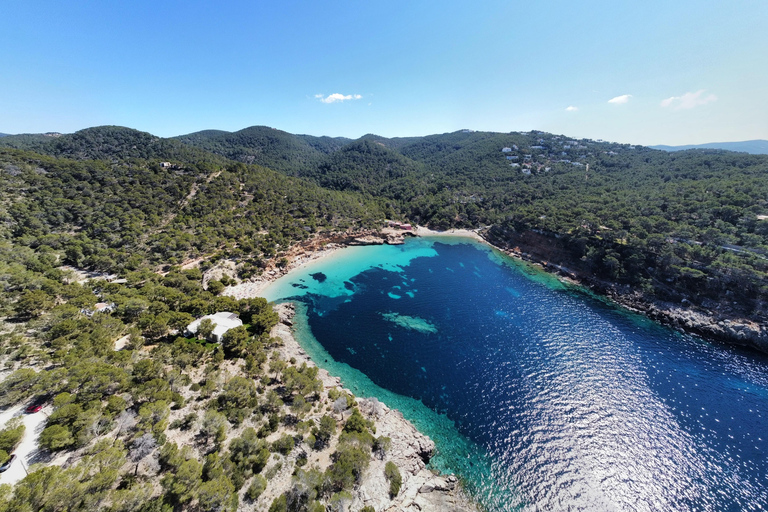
(25, 404), (43, 414)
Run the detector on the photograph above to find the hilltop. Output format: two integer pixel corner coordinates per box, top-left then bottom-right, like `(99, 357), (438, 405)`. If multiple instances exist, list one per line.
(651, 140), (768, 155)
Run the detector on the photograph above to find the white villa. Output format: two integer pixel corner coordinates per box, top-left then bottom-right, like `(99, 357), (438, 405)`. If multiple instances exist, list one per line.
(186, 312), (243, 342)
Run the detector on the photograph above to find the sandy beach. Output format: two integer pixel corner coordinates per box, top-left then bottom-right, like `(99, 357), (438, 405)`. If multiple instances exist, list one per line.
(223, 243), (345, 300)
(223, 225), (488, 301)
(413, 225), (486, 242)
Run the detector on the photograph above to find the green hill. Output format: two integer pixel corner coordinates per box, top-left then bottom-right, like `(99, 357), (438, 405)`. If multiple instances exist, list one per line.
(174, 125), (350, 175)
(0, 126), (227, 166)
(3, 124), (768, 330)
(651, 140), (768, 155)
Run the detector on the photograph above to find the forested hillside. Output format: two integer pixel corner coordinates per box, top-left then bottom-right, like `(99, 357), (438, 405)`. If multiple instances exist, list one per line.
(5, 126), (768, 324)
(173, 126), (350, 176)
(175, 127), (768, 324)
(1, 123), (768, 509)
(0, 126), (225, 165)
(0, 135), (397, 511)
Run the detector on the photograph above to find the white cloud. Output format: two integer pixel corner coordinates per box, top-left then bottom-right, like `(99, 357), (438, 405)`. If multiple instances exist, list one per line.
(608, 94), (632, 105)
(317, 93), (362, 104)
(566, 106), (579, 112)
(660, 90), (717, 110)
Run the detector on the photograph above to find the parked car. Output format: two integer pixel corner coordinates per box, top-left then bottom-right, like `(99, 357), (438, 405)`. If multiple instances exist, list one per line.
(0, 454), (15, 473)
(25, 397), (46, 414)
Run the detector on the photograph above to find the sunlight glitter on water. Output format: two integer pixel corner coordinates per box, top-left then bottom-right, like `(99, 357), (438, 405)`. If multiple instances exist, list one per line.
(262, 237), (768, 511)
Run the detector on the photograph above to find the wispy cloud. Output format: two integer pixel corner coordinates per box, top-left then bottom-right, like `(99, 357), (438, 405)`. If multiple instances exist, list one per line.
(660, 90), (717, 110)
(316, 93), (362, 104)
(608, 94), (632, 105)
(565, 106), (579, 112)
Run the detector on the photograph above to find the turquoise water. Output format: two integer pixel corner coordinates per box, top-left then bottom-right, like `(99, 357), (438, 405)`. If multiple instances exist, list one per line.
(263, 237), (768, 511)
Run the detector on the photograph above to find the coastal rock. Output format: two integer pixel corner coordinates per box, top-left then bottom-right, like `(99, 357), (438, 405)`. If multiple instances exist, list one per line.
(350, 235), (387, 245)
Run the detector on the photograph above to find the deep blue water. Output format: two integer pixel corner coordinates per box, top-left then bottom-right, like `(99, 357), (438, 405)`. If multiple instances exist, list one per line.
(264, 237), (768, 511)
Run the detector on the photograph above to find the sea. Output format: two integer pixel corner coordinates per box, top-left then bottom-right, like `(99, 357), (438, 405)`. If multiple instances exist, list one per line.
(262, 236), (768, 511)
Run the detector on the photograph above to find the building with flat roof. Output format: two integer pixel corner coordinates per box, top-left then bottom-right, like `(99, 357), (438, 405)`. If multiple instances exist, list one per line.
(186, 312), (243, 342)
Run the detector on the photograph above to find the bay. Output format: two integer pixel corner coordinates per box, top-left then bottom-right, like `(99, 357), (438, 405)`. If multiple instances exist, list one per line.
(263, 236), (768, 511)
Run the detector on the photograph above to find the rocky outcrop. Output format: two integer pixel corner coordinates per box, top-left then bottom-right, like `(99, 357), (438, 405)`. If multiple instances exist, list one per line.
(349, 235), (387, 245)
(614, 296), (768, 353)
(348, 231), (417, 246)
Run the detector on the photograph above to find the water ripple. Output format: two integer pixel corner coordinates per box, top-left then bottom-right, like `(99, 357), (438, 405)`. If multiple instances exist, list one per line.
(269, 238), (768, 511)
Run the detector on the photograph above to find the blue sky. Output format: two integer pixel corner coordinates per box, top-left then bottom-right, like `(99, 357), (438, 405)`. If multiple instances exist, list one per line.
(2, 0), (766, 145)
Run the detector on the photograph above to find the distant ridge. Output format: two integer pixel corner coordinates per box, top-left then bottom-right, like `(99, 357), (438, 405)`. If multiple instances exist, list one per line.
(0, 133), (9, 137)
(651, 140), (768, 155)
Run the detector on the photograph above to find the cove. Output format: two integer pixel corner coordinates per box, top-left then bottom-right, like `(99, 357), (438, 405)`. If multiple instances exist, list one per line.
(262, 236), (768, 511)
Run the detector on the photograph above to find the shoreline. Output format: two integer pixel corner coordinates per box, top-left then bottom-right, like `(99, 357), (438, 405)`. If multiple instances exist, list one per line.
(224, 224), (768, 355)
(477, 228), (768, 354)
(270, 303), (479, 512)
(223, 226), (485, 301)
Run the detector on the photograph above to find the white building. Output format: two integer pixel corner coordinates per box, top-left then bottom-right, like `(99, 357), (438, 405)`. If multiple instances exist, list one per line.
(186, 312), (243, 342)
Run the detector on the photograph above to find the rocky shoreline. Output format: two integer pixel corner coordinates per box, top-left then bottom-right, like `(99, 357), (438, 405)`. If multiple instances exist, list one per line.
(479, 228), (768, 355)
(271, 303), (478, 512)
(223, 221), (768, 353)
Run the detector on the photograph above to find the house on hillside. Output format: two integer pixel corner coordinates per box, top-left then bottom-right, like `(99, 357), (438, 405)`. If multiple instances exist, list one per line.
(186, 312), (243, 342)
(501, 147), (512, 153)
(81, 302), (116, 317)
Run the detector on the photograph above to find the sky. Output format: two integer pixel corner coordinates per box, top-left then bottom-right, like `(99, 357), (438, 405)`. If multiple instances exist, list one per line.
(1, 0), (767, 145)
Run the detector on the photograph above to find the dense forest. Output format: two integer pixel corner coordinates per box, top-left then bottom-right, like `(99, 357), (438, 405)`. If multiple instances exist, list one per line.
(1, 124), (767, 510)
(169, 126), (768, 321)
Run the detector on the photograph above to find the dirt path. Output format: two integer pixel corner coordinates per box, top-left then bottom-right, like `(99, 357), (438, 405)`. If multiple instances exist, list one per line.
(0, 404), (51, 485)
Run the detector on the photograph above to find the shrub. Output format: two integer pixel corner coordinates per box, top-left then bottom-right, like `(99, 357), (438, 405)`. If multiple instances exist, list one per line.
(271, 434), (295, 456)
(246, 475), (268, 501)
(384, 461), (402, 497)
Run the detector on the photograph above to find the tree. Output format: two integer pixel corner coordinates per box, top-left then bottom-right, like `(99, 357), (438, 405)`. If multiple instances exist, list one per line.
(15, 289), (54, 318)
(39, 424), (75, 451)
(217, 376), (259, 424)
(200, 409), (228, 446)
(162, 458), (202, 506)
(197, 475), (237, 512)
(326, 444), (370, 491)
(228, 427), (270, 478)
(245, 475), (267, 501)
(138, 400), (170, 436)
(198, 318), (216, 340)
(207, 280), (225, 296)
(271, 434), (294, 456)
(268, 494), (288, 512)
(0, 419), (25, 454)
(222, 325), (250, 357)
(313, 415), (336, 450)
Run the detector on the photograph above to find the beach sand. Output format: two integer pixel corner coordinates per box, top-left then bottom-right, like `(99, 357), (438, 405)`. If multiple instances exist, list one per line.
(224, 226), (487, 301)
